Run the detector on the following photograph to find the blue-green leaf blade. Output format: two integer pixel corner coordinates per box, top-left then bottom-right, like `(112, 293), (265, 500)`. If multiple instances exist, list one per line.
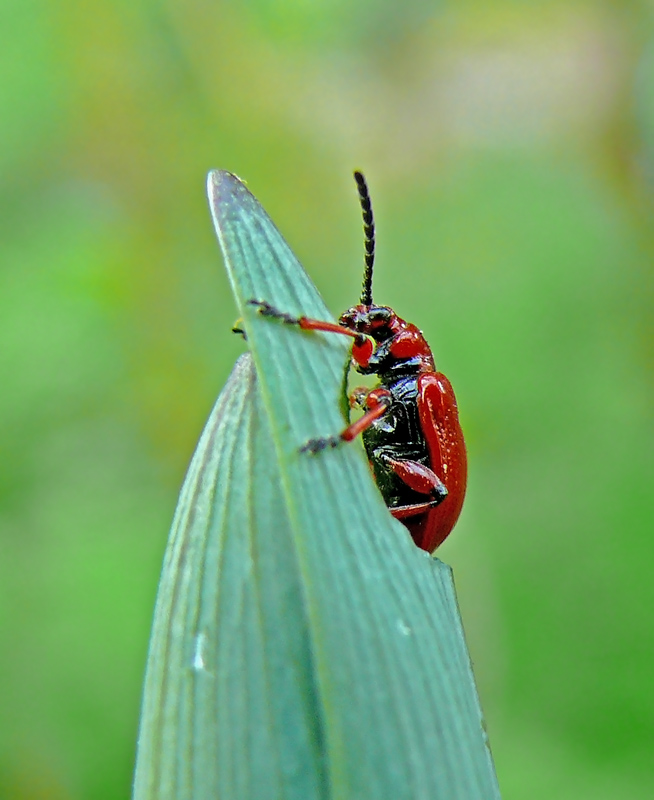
(205, 169), (500, 798)
(134, 355), (329, 799)
(132, 172), (500, 799)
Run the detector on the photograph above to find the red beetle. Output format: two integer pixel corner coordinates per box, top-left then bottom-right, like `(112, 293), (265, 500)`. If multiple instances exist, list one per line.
(251, 172), (467, 552)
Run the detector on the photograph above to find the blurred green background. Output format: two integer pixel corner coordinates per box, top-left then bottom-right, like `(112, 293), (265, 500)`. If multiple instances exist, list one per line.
(2, 0), (653, 797)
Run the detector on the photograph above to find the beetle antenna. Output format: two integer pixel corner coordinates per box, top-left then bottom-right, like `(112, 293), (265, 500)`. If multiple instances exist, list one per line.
(354, 170), (375, 306)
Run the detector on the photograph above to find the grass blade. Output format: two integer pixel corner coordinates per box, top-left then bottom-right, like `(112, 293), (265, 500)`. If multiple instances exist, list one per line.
(133, 171), (501, 799)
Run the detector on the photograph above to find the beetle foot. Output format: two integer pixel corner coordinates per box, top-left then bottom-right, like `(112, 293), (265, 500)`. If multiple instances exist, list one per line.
(248, 299), (301, 326)
(349, 386), (370, 409)
(231, 317), (247, 339)
(300, 435), (341, 454)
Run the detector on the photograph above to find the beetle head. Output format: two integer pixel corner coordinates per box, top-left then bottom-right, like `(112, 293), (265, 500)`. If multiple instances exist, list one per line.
(339, 304), (399, 341)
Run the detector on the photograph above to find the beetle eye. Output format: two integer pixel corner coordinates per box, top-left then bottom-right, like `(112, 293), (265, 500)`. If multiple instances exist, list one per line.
(369, 307), (390, 323)
(366, 307), (392, 329)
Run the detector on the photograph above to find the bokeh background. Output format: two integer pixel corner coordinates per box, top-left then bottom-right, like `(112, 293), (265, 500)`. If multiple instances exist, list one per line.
(2, 1), (653, 798)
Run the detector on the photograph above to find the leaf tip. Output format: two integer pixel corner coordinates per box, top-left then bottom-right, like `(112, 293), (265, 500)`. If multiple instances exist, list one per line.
(207, 169), (248, 202)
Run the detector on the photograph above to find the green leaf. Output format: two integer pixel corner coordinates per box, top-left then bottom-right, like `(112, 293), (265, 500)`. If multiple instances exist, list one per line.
(133, 171), (501, 799)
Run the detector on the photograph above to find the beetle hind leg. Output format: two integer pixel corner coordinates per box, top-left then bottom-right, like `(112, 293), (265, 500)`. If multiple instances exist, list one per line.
(390, 499), (444, 520)
(380, 454), (448, 501)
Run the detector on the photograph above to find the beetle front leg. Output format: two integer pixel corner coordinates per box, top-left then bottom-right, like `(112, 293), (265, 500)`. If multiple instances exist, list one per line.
(249, 299), (375, 371)
(248, 300), (362, 340)
(231, 316), (247, 339)
(248, 300), (375, 368)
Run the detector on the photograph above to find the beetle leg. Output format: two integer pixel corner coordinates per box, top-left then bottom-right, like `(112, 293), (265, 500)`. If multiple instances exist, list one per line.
(349, 386), (370, 409)
(300, 390), (391, 453)
(248, 299), (305, 326)
(390, 500), (444, 520)
(248, 299), (365, 342)
(380, 454), (448, 501)
(231, 317), (247, 339)
(249, 299), (375, 368)
(300, 434), (342, 453)
(341, 391), (391, 442)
